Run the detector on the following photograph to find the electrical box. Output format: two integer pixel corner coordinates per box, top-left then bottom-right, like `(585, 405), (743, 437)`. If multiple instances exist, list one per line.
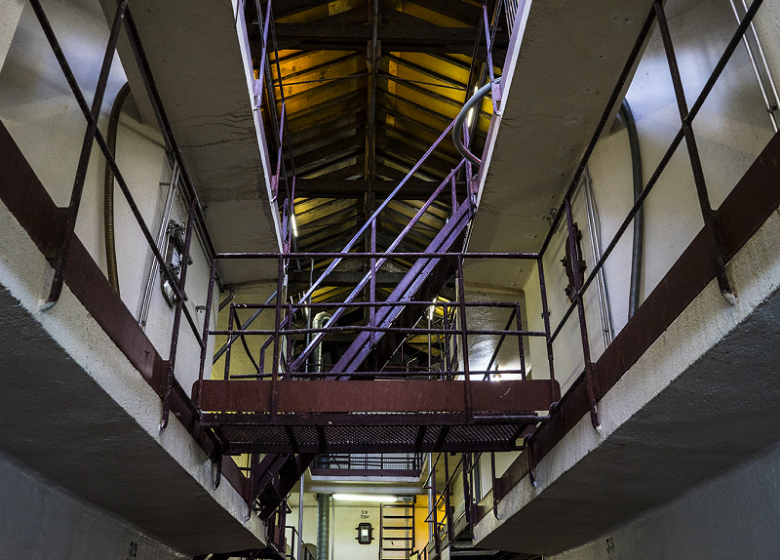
(356, 522), (373, 545)
(161, 220), (191, 307)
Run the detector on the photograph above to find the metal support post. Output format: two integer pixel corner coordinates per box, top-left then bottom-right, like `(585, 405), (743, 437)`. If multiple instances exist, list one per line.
(32, 0), (128, 308)
(443, 452), (453, 544)
(271, 254), (285, 421)
(536, 258), (557, 402)
(515, 304), (527, 379)
(654, 1), (735, 302)
(297, 473), (305, 560)
(564, 198), (599, 430)
(196, 258), (218, 409)
(456, 256), (473, 422)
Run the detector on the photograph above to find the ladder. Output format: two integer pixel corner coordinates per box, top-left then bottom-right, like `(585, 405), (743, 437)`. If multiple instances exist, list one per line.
(380, 500), (416, 560)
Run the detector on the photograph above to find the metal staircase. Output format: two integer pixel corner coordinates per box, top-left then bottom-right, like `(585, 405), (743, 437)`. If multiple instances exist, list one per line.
(332, 197), (472, 374)
(380, 501), (416, 560)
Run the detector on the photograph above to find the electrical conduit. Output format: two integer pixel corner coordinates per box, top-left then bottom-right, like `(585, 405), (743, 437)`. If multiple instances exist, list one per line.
(104, 82), (132, 295)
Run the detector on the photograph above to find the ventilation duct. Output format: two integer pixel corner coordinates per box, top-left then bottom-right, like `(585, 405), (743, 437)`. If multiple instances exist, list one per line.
(316, 493), (331, 560)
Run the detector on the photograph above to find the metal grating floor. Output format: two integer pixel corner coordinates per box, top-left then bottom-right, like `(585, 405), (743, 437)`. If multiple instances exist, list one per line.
(206, 414), (534, 454)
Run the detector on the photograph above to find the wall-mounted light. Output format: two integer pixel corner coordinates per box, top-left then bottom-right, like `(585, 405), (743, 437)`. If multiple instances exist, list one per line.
(356, 522), (374, 545)
(333, 494), (399, 503)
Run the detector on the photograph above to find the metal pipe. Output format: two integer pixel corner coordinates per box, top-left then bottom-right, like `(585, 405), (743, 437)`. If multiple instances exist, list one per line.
(729, 0), (779, 132)
(217, 251), (538, 259)
(582, 168), (614, 347)
(618, 99), (644, 319)
(316, 494), (331, 560)
(297, 473), (305, 560)
(104, 82), (131, 295)
(453, 79), (500, 166)
(219, 285), (236, 312)
(213, 290), (277, 362)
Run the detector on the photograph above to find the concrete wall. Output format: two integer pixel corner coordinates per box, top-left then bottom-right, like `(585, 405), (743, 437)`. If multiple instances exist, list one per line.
(0, 449), (185, 560)
(290, 497), (429, 560)
(550, 437), (780, 560)
(0, 0), (215, 395)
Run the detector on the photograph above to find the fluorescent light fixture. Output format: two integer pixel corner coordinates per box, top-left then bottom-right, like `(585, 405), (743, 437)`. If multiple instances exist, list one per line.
(466, 85), (479, 127)
(333, 494), (400, 503)
(291, 214), (298, 237)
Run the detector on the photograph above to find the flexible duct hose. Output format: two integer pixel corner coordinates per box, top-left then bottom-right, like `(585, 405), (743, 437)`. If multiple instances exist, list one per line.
(104, 82), (132, 295)
(453, 78), (501, 167)
(316, 494), (331, 560)
(618, 99), (644, 319)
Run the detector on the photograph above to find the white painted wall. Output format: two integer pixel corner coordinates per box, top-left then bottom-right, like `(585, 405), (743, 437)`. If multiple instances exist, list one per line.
(0, 0), (215, 395)
(290, 498), (430, 560)
(0, 449), (186, 560)
(521, 0), (776, 393)
(550, 437), (780, 560)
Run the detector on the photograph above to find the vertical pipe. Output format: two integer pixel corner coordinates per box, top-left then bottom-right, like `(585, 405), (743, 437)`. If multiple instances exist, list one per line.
(617, 100), (644, 320)
(139, 163), (179, 328)
(297, 473), (305, 560)
(316, 494), (330, 560)
(582, 167), (614, 345)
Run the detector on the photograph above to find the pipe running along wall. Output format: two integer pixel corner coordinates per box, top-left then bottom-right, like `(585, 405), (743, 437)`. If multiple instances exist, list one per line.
(618, 99), (644, 319)
(316, 493), (331, 560)
(104, 82), (132, 295)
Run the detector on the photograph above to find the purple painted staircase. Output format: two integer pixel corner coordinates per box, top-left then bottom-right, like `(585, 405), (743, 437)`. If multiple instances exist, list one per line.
(331, 196), (473, 374)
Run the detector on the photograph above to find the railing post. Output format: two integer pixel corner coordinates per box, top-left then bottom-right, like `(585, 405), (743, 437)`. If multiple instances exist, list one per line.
(253, 0), (272, 112)
(536, 257), (557, 402)
(563, 198), (599, 430)
(370, 219), (377, 345)
(161, 198), (198, 430)
(482, 3), (502, 112)
(196, 258), (218, 409)
(443, 452), (452, 545)
(225, 304), (235, 380)
(456, 256), (473, 422)
(515, 303), (526, 380)
(272, 102), (286, 202)
(654, 0), (735, 303)
(490, 451), (500, 520)
(271, 253), (285, 421)
(32, 0), (128, 309)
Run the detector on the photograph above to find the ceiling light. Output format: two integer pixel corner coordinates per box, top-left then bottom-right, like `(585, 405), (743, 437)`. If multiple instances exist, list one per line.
(332, 494), (400, 503)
